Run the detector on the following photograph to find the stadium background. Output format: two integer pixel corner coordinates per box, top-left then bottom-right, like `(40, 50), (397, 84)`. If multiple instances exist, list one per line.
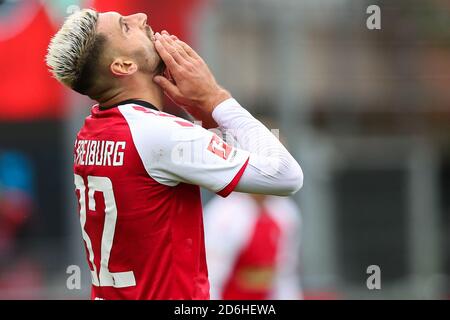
(0, 0), (449, 299)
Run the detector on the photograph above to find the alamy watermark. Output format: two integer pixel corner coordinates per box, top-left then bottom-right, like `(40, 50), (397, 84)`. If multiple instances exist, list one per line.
(366, 5), (381, 30)
(66, 265), (81, 290)
(67, 265), (382, 291)
(366, 264), (381, 290)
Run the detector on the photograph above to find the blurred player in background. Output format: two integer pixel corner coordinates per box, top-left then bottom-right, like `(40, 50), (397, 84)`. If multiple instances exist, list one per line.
(45, 9), (303, 300)
(205, 193), (302, 300)
(0, 151), (42, 298)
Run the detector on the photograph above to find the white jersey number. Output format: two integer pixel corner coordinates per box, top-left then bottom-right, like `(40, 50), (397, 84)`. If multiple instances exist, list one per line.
(74, 174), (136, 288)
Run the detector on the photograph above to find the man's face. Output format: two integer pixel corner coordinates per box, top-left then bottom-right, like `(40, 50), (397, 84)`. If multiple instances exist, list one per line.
(97, 11), (162, 75)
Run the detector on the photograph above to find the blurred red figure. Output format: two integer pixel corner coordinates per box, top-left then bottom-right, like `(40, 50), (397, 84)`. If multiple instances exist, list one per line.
(0, 151), (42, 299)
(204, 193), (303, 300)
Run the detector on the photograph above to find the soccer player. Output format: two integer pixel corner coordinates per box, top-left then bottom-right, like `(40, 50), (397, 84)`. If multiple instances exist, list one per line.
(46, 9), (303, 300)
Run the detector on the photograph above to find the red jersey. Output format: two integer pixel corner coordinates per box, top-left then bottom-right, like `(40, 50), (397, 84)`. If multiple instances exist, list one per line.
(222, 209), (281, 300)
(73, 100), (249, 300)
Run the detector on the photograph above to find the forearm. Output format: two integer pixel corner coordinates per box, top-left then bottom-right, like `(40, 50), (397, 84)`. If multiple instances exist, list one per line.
(212, 98), (303, 195)
(152, 32), (303, 195)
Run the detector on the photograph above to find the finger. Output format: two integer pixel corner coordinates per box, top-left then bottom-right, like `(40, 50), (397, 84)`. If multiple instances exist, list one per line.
(163, 68), (173, 81)
(161, 30), (179, 42)
(154, 37), (180, 71)
(158, 34), (187, 65)
(162, 36), (194, 65)
(161, 30), (178, 41)
(162, 35), (191, 63)
(175, 40), (202, 61)
(153, 75), (181, 98)
(164, 34), (193, 62)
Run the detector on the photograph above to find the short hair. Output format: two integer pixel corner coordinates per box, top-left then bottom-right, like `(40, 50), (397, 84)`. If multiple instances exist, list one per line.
(46, 9), (106, 95)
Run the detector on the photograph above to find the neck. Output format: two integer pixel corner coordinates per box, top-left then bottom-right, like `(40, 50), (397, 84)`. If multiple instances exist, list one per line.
(95, 75), (164, 111)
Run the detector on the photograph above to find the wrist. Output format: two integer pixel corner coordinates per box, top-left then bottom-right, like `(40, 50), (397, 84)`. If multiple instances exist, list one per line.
(203, 88), (231, 113)
(212, 97), (249, 128)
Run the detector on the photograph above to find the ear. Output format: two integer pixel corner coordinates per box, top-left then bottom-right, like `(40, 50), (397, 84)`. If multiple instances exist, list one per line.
(110, 58), (138, 76)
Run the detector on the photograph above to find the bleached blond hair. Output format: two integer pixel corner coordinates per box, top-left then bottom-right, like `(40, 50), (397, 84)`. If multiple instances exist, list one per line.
(46, 9), (104, 94)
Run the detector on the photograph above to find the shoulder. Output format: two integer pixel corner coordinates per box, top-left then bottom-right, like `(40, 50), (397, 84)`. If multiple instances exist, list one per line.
(118, 103), (211, 143)
(118, 104), (194, 129)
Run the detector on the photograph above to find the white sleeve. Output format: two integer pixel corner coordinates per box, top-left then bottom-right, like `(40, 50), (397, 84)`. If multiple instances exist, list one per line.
(212, 98), (304, 196)
(119, 104), (250, 196)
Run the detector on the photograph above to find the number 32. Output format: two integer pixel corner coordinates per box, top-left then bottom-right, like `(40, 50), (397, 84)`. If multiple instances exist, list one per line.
(74, 174), (136, 288)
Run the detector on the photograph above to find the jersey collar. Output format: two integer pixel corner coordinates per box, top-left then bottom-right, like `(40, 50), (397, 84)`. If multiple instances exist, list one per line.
(99, 99), (159, 112)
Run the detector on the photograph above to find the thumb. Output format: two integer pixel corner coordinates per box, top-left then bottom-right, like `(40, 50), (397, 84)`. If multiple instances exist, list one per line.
(153, 75), (181, 98)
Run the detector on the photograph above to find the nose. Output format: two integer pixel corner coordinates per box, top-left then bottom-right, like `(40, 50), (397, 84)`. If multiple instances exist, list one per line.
(128, 13), (147, 26)
(139, 13), (148, 25)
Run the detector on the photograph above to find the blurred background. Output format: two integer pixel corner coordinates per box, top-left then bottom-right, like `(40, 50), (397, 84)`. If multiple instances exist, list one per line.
(0, 0), (449, 299)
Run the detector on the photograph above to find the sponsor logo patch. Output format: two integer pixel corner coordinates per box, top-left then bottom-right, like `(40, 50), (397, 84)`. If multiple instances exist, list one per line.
(207, 134), (232, 160)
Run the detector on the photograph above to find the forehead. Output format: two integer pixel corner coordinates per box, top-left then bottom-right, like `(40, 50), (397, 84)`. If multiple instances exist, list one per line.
(97, 11), (121, 35)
